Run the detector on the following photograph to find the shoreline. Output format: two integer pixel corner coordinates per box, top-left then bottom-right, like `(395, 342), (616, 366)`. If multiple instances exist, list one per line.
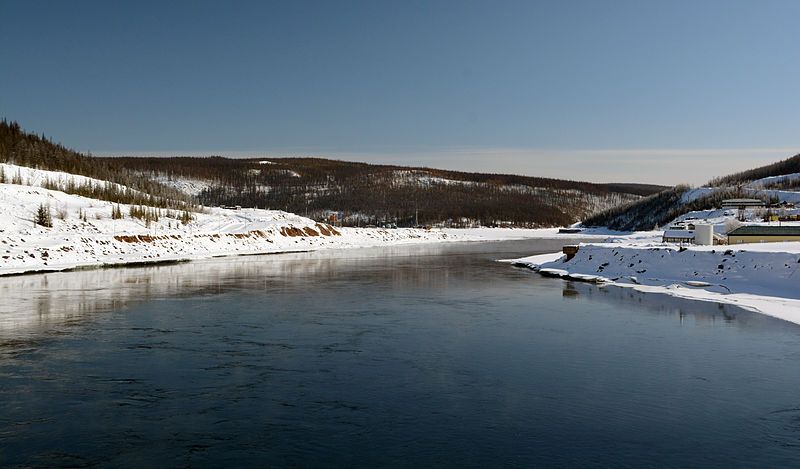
(509, 243), (800, 326)
(0, 229), (589, 278)
(0, 171), (633, 278)
(0, 232), (452, 277)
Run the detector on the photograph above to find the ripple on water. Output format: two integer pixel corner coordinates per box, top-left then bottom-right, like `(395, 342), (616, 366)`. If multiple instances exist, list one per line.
(0, 241), (799, 467)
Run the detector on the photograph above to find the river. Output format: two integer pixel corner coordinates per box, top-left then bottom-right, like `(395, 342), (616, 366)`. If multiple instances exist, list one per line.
(1, 240), (799, 467)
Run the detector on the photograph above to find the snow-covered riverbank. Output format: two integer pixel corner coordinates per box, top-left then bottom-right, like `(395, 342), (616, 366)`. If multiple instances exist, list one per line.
(509, 242), (800, 326)
(0, 165), (608, 275)
(2, 161), (643, 276)
(0, 183), (468, 275)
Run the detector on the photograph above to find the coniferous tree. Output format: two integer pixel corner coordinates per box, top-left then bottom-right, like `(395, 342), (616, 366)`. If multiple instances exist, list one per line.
(34, 203), (53, 227)
(180, 210), (193, 225)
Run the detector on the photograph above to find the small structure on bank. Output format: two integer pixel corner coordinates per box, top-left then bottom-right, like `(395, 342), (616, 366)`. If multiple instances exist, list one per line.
(562, 245), (580, 261)
(694, 224), (714, 245)
(722, 198), (765, 221)
(727, 225), (800, 244)
(662, 223), (714, 245)
(662, 223), (696, 244)
(721, 199), (766, 209)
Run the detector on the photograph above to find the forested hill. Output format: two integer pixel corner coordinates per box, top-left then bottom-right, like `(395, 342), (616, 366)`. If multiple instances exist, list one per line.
(0, 120), (193, 208)
(708, 153), (800, 188)
(583, 152), (800, 231)
(0, 119), (666, 227)
(100, 155), (666, 227)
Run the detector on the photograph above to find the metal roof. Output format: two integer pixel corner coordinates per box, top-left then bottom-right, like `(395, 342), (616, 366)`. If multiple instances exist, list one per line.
(663, 229), (695, 238)
(728, 225), (800, 236)
(721, 199), (765, 207)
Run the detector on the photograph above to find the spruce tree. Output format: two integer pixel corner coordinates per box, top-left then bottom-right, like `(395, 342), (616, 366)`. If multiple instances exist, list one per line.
(34, 203), (53, 228)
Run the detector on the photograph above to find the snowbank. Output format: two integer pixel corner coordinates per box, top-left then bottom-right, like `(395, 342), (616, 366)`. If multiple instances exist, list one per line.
(510, 242), (800, 326)
(0, 165), (597, 276)
(503, 170), (800, 325)
(0, 181), (475, 275)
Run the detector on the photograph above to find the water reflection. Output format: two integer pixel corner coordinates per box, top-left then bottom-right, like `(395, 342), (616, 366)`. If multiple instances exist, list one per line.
(558, 280), (783, 329)
(0, 239), (787, 342)
(1, 240), (799, 467)
(0, 241), (542, 338)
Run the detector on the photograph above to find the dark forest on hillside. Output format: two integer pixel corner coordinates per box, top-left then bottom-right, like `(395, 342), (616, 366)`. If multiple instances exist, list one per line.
(584, 152), (800, 231)
(104, 156), (666, 227)
(0, 119), (668, 227)
(709, 153), (800, 188)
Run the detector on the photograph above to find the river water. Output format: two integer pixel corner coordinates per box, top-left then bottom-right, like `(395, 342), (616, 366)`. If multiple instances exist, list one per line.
(1, 240), (799, 467)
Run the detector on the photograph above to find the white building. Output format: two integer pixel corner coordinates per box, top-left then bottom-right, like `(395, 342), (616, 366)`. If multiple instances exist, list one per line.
(662, 223), (695, 243)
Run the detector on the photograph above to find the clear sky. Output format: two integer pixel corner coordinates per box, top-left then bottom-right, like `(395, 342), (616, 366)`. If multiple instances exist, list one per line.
(2, 0), (799, 185)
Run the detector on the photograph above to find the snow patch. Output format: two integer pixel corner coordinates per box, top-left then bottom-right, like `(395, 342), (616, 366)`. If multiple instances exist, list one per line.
(151, 174), (215, 197)
(747, 172), (800, 189)
(680, 187), (714, 204)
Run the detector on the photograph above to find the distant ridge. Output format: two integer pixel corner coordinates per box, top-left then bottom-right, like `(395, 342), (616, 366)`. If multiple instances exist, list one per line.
(0, 119), (666, 228)
(100, 155), (666, 228)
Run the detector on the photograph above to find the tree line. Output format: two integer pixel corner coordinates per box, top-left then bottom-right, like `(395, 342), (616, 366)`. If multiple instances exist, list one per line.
(100, 156), (661, 227)
(0, 119), (196, 210)
(1, 119), (668, 228)
(709, 153), (800, 187)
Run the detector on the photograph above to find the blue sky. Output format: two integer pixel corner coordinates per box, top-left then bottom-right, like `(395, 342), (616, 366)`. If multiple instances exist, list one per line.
(2, 0), (799, 184)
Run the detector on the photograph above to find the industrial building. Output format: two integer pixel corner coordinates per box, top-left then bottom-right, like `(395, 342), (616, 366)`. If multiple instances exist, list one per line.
(662, 223), (714, 245)
(727, 226), (800, 244)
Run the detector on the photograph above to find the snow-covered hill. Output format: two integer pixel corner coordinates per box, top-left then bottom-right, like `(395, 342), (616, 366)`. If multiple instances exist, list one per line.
(1, 162), (133, 193)
(583, 153), (800, 231)
(746, 172), (800, 190)
(0, 166), (481, 276)
(586, 181), (800, 231)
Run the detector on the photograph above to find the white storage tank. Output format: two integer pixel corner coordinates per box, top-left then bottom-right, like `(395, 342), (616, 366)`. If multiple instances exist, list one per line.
(694, 224), (714, 245)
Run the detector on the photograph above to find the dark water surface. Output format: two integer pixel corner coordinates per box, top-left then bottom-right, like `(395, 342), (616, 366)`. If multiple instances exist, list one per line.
(1, 240), (799, 467)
